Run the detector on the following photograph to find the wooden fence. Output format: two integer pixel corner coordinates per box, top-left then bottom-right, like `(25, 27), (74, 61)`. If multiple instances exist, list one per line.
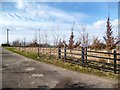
(17, 46), (120, 74)
(58, 47), (120, 74)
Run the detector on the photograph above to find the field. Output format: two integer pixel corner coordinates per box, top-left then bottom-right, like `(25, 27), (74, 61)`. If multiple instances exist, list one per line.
(15, 47), (120, 64)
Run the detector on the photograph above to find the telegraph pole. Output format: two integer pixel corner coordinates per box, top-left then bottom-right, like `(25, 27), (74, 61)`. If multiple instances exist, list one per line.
(6, 29), (9, 47)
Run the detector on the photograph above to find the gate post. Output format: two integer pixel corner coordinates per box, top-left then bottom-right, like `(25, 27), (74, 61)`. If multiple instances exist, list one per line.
(58, 46), (61, 59)
(114, 49), (117, 74)
(82, 47), (85, 66)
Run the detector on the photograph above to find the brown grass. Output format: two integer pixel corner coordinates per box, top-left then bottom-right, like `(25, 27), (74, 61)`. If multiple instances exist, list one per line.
(15, 47), (120, 65)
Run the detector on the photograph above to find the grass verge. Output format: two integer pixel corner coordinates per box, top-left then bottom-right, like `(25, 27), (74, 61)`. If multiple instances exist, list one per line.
(5, 47), (119, 79)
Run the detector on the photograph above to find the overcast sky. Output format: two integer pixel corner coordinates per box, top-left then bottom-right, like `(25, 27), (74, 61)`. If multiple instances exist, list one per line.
(0, 0), (119, 45)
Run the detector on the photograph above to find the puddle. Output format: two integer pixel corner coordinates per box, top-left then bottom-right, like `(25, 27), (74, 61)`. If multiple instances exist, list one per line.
(25, 67), (35, 71)
(24, 59), (28, 60)
(31, 74), (44, 78)
(0, 68), (6, 71)
(5, 64), (9, 66)
(62, 69), (66, 71)
(28, 60), (32, 61)
(31, 82), (35, 84)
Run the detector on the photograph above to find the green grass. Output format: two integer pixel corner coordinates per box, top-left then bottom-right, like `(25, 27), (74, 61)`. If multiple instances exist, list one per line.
(116, 46), (120, 50)
(5, 47), (119, 79)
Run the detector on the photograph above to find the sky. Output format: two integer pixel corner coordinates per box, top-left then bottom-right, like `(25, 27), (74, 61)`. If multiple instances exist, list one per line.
(0, 0), (119, 45)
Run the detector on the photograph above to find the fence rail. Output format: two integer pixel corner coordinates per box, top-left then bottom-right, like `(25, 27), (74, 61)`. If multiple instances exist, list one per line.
(58, 47), (120, 74)
(17, 47), (120, 74)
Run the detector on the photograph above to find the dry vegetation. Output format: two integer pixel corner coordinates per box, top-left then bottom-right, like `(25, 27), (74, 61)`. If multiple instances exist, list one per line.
(15, 47), (120, 65)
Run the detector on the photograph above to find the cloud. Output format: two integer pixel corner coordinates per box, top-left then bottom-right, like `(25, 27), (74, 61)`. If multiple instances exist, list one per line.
(15, 27), (24, 30)
(111, 19), (118, 36)
(93, 20), (106, 29)
(1, 2), (89, 30)
(17, 2), (88, 22)
(16, 0), (26, 9)
(49, 10), (76, 22)
(85, 19), (118, 42)
(1, 2), (118, 45)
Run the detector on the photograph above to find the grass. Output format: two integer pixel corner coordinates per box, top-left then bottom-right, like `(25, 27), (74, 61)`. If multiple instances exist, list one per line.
(5, 47), (119, 79)
(116, 46), (120, 50)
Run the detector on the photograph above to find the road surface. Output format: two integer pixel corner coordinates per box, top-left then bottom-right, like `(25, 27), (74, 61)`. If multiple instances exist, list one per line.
(1, 47), (118, 89)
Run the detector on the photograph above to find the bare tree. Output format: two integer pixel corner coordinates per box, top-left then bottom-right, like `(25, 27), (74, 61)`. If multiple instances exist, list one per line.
(90, 37), (106, 50)
(27, 32), (38, 53)
(79, 25), (89, 46)
(12, 39), (21, 47)
(20, 36), (26, 51)
(32, 31), (38, 47)
(60, 23), (80, 59)
(12, 39), (21, 51)
(44, 32), (49, 47)
(60, 22), (80, 49)
(42, 31), (49, 54)
(68, 30), (80, 49)
(51, 26), (61, 56)
(52, 26), (61, 47)
(58, 34), (67, 48)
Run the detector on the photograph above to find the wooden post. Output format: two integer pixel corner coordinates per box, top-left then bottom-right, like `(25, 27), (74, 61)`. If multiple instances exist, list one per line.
(50, 47), (51, 59)
(85, 47), (87, 64)
(24, 37), (26, 51)
(114, 49), (117, 74)
(37, 45), (39, 58)
(64, 46), (67, 62)
(58, 46), (61, 59)
(82, 47), (85, 66)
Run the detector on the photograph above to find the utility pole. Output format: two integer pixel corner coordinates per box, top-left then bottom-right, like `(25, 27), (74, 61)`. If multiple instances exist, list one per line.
(6, 29), (9, 47)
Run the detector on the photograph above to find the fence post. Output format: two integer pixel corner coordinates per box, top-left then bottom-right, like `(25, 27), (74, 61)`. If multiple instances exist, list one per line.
(85, 47), (87, 64)
(82, 47), (85, 66)
(58, 46), (61, 59)
(64, 46), (67, 62)
(37, 45), (39, 58)
(114, 49), (117, 74)
(49, 47), (51, 59)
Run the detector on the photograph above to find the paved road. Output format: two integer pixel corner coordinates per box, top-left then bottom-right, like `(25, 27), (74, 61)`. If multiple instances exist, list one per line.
(1, 47), (118, 89)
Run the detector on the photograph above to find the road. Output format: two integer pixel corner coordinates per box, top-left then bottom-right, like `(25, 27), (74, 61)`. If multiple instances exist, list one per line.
(1, 47), (118, 89)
